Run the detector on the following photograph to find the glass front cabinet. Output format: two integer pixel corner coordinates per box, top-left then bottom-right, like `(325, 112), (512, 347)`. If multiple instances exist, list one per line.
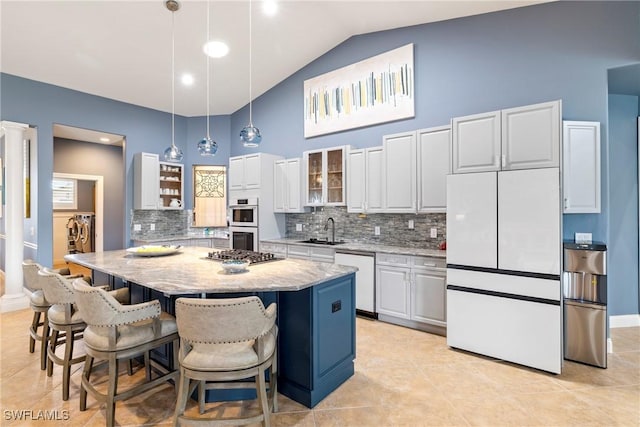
(303, 146), (348, 206)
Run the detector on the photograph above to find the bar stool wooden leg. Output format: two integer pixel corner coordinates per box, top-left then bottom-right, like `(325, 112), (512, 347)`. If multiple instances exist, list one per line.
(106, 354), (118, 427)
(47, 329), (59, 377)
(62, 328), (75, 401)
(29, 311), (40, 353)
(40, 314), (50, 370)
(80, 355), (94, 411)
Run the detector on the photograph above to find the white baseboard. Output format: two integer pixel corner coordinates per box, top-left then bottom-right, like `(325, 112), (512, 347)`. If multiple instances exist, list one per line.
(607, 338), (613, 354)
(609, 314), (640, 328)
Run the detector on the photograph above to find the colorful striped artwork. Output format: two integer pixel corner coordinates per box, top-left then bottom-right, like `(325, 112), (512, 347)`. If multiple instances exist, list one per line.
(304, 44), (414, 138)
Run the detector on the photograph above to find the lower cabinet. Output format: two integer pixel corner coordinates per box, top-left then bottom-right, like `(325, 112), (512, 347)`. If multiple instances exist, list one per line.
(376, 253), (446, 335)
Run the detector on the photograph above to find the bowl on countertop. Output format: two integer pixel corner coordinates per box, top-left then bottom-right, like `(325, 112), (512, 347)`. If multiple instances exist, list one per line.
(221, 259), (250, 274)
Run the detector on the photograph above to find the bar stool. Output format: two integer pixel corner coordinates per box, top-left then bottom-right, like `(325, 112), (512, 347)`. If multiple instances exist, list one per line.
(72, 278), (179, 427)
(22, 260), (73, 370)
(38, 268), (128, 401)
(173, 296), (278, 427)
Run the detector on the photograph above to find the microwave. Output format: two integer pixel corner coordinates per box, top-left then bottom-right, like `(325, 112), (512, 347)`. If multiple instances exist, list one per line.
(229, 197), (258, 227)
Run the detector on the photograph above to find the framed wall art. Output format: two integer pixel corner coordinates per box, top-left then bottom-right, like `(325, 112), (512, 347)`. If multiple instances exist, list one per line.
(303, 43), (414, 138)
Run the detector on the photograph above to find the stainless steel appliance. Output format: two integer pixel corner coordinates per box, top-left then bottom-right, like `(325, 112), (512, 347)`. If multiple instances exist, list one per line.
(335, 250), (376, 318)
(229, 198), (259, 250)
(563, 242), (607, 368)
(67, 213), (95, 253)
(207, 249), (279, 265)
(229, 197), (258, 227)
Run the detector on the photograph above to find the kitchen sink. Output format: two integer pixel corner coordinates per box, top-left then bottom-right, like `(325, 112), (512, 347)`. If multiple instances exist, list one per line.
(298, 238), (345, 245)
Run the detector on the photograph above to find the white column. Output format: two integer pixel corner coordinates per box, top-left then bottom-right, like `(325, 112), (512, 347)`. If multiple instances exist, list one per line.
(1, 121), (30, 312)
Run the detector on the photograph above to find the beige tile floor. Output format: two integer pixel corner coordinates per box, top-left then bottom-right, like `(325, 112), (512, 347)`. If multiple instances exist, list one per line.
(1, 308), (638, 426)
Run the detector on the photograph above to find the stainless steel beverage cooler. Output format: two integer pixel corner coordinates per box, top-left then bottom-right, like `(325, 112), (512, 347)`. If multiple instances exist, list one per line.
(563, 242), (607, 368)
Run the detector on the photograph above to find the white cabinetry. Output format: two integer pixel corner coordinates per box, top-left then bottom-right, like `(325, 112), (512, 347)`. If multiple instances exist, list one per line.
(229, 153), (263, 191)
(335, 252), (375, 314)
(417, 126), (451, 212)
(304, 146), (348, 206)
(134, 152), (183, 210)
(376, 253), (446, 333)
(347, 146), (383, 213)
(452, 100), (561, 174)
(563, 121), (601, 213)
(274, 158), (305, 213)
(286, 244), (335, 263)
(452, 110), (501, 173)
(383, 131), (416, 212)
(502, 101), (560, 170)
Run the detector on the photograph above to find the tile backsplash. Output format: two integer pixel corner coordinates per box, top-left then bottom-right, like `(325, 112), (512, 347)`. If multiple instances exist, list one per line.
(285, 207), (446, 249)
(131, 210), (191, 240)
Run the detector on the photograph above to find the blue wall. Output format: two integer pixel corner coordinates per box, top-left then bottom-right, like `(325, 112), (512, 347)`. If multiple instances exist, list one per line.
(608, 94), (639, 316)
(1, 1), (639, 314)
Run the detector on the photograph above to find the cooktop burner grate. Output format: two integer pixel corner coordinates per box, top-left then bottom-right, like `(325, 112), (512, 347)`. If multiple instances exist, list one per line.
(207, 249), (280, 265)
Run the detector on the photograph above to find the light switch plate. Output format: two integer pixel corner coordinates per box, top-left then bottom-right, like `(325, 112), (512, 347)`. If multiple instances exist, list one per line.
(134, 224), (141, 231)
(575, 232), (592, 244)
(408, 220), (414, 229)
(430, 227), (438, 238)
(374, 226), (380, 236)
(150, 224), (155, 231)
(296, 223), (303, 231)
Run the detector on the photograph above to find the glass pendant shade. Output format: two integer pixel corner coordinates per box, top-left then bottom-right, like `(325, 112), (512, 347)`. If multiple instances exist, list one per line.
(240, 125), (262, 147)
(198, 137), (218, 156)
(164, 144), (184, 162)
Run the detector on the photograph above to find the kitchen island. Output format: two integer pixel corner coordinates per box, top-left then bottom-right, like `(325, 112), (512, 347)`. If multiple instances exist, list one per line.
(65, 247), (357, 408)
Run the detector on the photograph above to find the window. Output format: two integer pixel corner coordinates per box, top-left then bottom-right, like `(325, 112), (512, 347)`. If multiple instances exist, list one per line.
(52, 177), (77, 210)
(193, 165), (227, 227)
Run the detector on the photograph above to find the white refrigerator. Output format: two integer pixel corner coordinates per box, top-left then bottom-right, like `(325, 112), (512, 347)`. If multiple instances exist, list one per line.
(446, 168), (562, 374)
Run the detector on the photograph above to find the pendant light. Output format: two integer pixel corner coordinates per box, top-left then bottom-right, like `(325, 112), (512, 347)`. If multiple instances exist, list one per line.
(163, 0), (184, 162)
(198, 0), (218, 156)
(240, 0), (262, 147)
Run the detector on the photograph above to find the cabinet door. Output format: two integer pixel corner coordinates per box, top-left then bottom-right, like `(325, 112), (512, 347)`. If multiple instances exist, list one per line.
(366, 146), (384, 213)
(411, 271), (446, 326)
(563, 121), (601, 213)
(326, 147), (345, 205)
(134, 152), (159, 209)
(376, 265), (410, 319)
(244, 154), (262, 189)
(383, 131), (416, 212)
(502, 100), (560, 170)
(273, 160), (286, 212)
(286, 158), (303, 212)
(305, 150), (324, 206)
(417, 126), (451, 213)
(229, 156), (245, 191)
(452, 111), (501, 173)
(346, 149), (365, 213)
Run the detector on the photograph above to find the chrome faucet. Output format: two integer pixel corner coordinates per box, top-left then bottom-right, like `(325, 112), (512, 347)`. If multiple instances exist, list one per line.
(324, 217), (335, 244)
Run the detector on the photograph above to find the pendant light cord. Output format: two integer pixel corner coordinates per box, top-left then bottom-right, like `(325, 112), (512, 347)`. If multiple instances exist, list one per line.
(248, 0), (253, 126)
(171, 9), (176, 149)
(206, 0), (211, 138)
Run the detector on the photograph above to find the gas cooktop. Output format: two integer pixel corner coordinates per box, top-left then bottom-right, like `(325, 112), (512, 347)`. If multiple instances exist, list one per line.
(207, 249), (280, 265)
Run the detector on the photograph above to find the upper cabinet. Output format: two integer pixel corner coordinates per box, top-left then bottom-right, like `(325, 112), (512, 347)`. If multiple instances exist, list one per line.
(346, 146), (384, 213)
(134, 152), (183, 210)
(501, 100), (560, 170)
(229, 153), (262, 191)
(452, 100), (561, 174)
(417, 126), (451, 213)
(452, 110), (501, 173)
(303, 146), (348, 206)
(563, 121), (601, 214)
(383, 131), (417, 213)
(274, 158), (305, 213)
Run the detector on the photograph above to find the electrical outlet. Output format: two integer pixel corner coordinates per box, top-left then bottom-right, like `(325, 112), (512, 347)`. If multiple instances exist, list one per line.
(374, 226), (380, 236)
(150, 224), (155, 231)
(408, 220), (414, 229)
(134, 224), (141, 231)
(296, 223), (303, 231)
(430, 227), (437, 238)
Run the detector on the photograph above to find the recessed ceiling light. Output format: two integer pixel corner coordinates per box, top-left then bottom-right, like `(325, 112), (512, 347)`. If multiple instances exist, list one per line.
(203, 40), (229, 58)
(181, 73), (195, 86)
(99, 137), (110, 142)
(263, 0), (278, 16)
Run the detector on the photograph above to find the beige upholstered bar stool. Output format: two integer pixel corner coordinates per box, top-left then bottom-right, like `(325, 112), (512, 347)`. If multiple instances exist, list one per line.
(22, 260), (72, 370)
(38, 268), (128, 401)
(72, 278), (180, 427)
(173, 296), (278, 427)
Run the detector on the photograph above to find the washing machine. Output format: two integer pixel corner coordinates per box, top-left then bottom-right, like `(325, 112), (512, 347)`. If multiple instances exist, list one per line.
(74, 213), (95, 253)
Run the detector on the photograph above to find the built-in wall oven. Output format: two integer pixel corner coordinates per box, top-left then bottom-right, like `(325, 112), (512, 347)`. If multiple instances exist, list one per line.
(229, 198), (259, 251)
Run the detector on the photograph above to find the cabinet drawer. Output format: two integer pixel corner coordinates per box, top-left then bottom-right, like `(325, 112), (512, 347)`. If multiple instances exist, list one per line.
(376, 253), (411, 267)
(309, 246), (335, 261)
(287, 245), (310, 258)
(261, 242), (287, 256)
(412, 256), (446, 271)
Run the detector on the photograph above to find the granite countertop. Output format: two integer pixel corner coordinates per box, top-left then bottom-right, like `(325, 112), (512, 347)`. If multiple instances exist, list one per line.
(65, 247), (357, 295)
(261, 238), (446, 258)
